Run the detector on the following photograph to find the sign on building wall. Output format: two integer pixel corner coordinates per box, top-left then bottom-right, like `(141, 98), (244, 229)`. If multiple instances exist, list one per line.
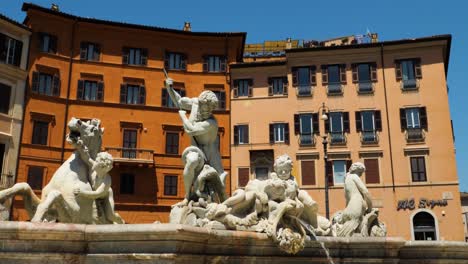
(397, 198), (448, 211)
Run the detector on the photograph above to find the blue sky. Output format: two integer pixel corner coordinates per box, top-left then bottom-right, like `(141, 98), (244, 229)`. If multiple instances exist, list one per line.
(1, 0), (467, 191)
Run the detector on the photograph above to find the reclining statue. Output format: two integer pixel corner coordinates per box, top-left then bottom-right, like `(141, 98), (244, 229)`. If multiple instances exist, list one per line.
(0, 117), (122, 224)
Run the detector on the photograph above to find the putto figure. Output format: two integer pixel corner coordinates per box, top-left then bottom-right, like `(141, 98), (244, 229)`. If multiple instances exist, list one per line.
(331, 162), (386, 237)
(165, 76), (227, 207)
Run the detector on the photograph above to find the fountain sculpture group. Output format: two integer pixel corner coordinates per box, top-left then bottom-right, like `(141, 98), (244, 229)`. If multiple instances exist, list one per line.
(0, 77), (386, 255)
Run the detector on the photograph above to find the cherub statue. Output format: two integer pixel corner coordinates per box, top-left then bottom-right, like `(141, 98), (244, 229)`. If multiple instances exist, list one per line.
(73, 141), (124, 224)
(165, 77), (227, 206)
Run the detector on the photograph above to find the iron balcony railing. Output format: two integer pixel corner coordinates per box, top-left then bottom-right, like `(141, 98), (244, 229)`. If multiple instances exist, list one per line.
(361, 130), (379, 144)
(327, 83), (343, 95)
(296, 85), (312, 96)
(0, 174), (14, 189)
(298, 134), (315, 146)
(105, 147), (154, 163)
(401, 79), (419, 90)
(406, 128), (425, 142)
(357, 81), (374, 94)
(329, 132), (346, 145)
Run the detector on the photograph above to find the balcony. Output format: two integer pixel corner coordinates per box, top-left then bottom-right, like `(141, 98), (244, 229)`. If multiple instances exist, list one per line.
(406, 128), (425, 142)
(105, 147), (154, 164)
(296, 85), (312, 97)
(401, 79), (419, 91)
(327, 83), (343, 95)
(361, 130), (378, 144)
(357, 81), (374, 94)
(0, 174), (14, 189)
(298, 134), (315, 147)
(329, 132), (346, 145)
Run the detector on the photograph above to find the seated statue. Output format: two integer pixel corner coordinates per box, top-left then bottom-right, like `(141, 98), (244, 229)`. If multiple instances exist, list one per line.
(331, 162), (386, 237)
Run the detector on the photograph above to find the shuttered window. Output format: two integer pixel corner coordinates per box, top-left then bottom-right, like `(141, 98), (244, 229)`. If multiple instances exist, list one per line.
(80, 42), (100, 61)
(39, 32), (57, 53)
(120, 84), (145, 105)
(165, 132), (179, 154)
(161, 88), (185, 107)
(31, 72), (60, 97)
(165, 52), (187, 70)
(164, 175), (178, 196)
(77, 80), (104, 101)
(203, 56), (226, 72)
(301, 160), (315, 185)
(411, 157), (427, 182)
(364, 159), (380, 184)
(122, 47), (148, 66)
(32, 120), (48, 145)
(238, 167), (250, 187)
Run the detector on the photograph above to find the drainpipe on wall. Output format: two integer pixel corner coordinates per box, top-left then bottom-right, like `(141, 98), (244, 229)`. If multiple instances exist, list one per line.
(60, 19), (78, 162)
(380, 44), (396, 192)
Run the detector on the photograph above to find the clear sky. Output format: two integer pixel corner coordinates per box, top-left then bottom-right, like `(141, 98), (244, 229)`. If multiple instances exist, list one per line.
(1, 0), (467, 191)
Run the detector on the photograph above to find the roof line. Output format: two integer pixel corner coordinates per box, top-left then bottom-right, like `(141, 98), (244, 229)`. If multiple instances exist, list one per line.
(21, 2), (246, 38)
(0, 13), (31, 31)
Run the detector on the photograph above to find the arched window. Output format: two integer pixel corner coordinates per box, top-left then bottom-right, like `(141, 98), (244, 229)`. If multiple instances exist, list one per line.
(413, 211), (437, 240)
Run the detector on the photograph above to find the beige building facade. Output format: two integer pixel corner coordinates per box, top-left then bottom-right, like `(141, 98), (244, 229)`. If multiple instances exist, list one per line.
(230, 35), (464, 241)
(0, 15), (30, 196)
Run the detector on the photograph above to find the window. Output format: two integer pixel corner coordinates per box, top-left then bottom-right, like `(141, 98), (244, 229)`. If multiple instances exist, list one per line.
(0, 83), (11, 114)
(27, 166), (44, 190)
(120, 173), (135, 194)
(322, 64), (346, 94)
(122, 129), (137, 158)
(210, 90), (226, 109)
(297, 114), (316, 146)
(352, 63), (377, 92)
(164, 175), (178, 196)
(77, 80), (103, 101)
(238, 167), (250, 187)
(39, 33), (57, 53)
(233, 79), (252, 97)
(326, 112), (349, 144)
(122, 47), (147, 65)
(31, 72), (60, 96)
(0, 143), (5, 175)
(32, 120), (48, 145)
(234, 125), (249, 145)
(0, 33), (23, 66)
(161, 88), (185, 108)
(292, 67), (315, 96)
(356, 111), (381, 143)
(203, 56), (226, 72)
(268, 77), (287, 95)
(411, 156), (427, 182)
(165, 132), (179, 154)
(120, 84), (145, 105)
(165, 52), (186, 70)
(332, 160), (347, 184)
(395, 59), (422, 89)
(413, 211), (437, 240)
(301, 160), (315, 185)
(80, 42), (100, 61)
(270, 123), (290, 144)
(400, 107), (427, 141)
(255, 167), (269, 180)
(364, 159), (380, 184)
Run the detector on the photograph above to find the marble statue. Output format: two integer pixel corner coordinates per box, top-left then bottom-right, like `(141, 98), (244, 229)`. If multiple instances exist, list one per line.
(169, 153), (331, 254)
(0, 117), (123, 224)
(165, 77), (227, 207)
(331, 162), (386, 237)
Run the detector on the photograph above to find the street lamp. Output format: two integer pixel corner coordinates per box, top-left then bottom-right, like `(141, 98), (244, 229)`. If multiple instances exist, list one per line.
(318, 102), (330, 219)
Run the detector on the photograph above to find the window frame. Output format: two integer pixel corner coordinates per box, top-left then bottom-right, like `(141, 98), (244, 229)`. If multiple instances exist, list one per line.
(410, 156), (427, 182)
(0, 32), (23, 66)
(238, 79), (250, 97)
(165, 132), (180, 155)
(163, 175), (178, 196)
(273, 123), (286, 143)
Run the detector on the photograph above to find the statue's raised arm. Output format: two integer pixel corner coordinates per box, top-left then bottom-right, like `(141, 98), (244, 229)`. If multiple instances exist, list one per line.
(164, 73), (193, 111)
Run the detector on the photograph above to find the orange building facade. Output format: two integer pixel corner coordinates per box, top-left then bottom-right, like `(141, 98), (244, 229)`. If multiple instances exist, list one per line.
(13, 3), (245, 223)
(230, 35), (465, 241)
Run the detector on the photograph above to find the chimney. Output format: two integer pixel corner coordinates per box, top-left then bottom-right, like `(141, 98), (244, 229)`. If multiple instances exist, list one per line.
(183, 22), (191, 32)
(51, 4), (59, 11)
(285, 38), (292, 49)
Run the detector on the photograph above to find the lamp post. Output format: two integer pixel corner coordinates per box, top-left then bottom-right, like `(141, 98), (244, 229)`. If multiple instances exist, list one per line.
(319, 102), (330, 219)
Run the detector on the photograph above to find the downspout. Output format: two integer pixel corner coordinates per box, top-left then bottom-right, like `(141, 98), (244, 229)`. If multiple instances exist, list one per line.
(10, 31), (32, 220)
(380, 44), (396, 192)
(225, 34), (232, 196)
(60, 18), (77, 162)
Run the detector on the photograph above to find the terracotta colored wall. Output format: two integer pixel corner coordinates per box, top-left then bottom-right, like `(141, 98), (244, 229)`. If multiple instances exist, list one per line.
(230, 40), (464, 241)
(13, 8), (243, 223)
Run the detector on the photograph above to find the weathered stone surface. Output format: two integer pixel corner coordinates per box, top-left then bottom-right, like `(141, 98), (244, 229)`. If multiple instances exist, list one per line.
(0, 222), (466, 263)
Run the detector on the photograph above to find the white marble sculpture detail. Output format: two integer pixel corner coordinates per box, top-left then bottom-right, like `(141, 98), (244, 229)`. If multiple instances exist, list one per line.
(0, 118), (124, 224)
(165, 77), (227, 206)
(331, 162), (386, 237)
